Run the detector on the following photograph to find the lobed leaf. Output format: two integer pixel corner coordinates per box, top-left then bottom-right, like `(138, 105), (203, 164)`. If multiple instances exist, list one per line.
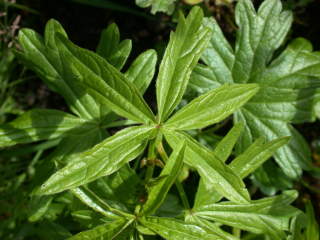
(56, 34), (156, 124)
(156, 7), (212, 122)
(17, 20), (105, 119)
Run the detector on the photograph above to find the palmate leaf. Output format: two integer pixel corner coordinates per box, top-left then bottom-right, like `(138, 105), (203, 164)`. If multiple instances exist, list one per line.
(38, 126), (156, 195)
(156, 6), (212, 122)
(56, 34), (156, 125)
(17, 20), (107, 120)
(194, 191), (300, 240)
(0, 109), (96, 148)
(189, 0), (320, 179)
(135, 0), (177, 14)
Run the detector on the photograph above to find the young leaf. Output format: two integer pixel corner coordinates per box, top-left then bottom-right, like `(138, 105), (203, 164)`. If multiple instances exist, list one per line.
(68, 218), (132, 240)
(142, 142), (185, 215)
(125, 49), (157, 94)
(194, 191), (300, 240)
(162, 128), (250, 203)
(0, 109), (95, 147)
(56, 34), (156, 124)
(139, 216), (219, 239)
(165, 84), (258, 130)
(156, 7), (212, 122)
(38, 126), (156, 195)
(96, 23), (132, 70)
(135, 0), (177, 14)
(189, 0), (320, 179)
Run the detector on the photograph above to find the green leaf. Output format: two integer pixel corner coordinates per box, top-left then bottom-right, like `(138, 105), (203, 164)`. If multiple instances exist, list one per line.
(135, 0), (177, 14)
(28, 196), (53, 222)
(185, 215), (239, 240)
(88, 164), (141, 211)
(156, 7), (212, 122)
(70, 187), (128, 219)
(212, 123), (244, 162)
(188, 0), (320, 179)
(233, 0), (292, 83)
(0, 109), (95, 147)
(163, 128), (250, 203)
(56, 34), (156, 124)
(140, 216), (219, 239)
(194, 123), (244, 208)
(96, 23), (132, 70)
(194, 191), (300, 240)
(38, 126), (156, 195)
(17, 21), (105, 119)
(195, 136), (290, 207)
(230, 137), (290, 179)
(305, 201), (319, 240)
(68, 218), (132, 240)
(165, 84), (258, 130)
(125, 50), (157, 94)
(142, 142), (185, 215)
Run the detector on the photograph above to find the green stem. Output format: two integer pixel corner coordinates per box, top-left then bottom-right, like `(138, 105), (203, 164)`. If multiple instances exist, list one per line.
(157, 142), (190, 209)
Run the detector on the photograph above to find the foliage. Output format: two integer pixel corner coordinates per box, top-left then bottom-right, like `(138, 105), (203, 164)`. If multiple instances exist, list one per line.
(0, 0), (319, 239)
(189, 0), (320, 188)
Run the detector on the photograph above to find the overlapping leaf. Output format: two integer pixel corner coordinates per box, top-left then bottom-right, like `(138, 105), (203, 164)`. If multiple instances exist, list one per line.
(140, 216), (220, 239)
(69, 217), (132, 240)
(56, 35), (156, 124)
(38, 126), (156, 195)
(142, 142), (185, 215)
(17, 20), (105, 119)
(189, 0), (320, 179)
(194, 191), (300, 240)
(162, 128), (250, 203)
(156, 6), (212, 122)
(0, 109), (95, 147)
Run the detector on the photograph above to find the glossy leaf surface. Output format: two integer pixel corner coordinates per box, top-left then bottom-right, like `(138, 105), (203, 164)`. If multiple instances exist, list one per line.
(0, 109), (95, 147)
(156, 7), (212, 122)
(142, 142), (185, 215)
(189, 0), (320, 178)
(165, 84), (258, 130)
(38, 126), (156, 195)
(163, 128), (250, 203)
(56, 35), (155, 124)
